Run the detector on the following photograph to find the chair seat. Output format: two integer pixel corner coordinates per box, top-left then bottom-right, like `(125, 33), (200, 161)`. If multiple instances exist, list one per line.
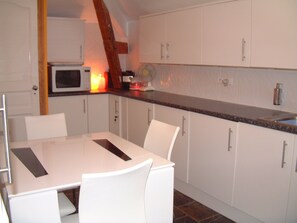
(58, 192), (76, 217)
(61, 213), (79, 223)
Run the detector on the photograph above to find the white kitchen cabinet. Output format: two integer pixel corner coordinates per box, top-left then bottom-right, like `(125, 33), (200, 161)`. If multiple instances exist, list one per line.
(201, 0), (251, 67)
(155, 104), (189, 183)
(49, 94), (108, 136)
(127, 99), (154, 147)
(286, 138), (297, 223)
(189, 112), (237, 205)
(139, 14), (165, 63)
(47, 17), (85, 64)
(109, 95), (120, 136)
(139, 7), (202, 64)
(87, 94), (109, 133)
(251, 0), (297, 69)
(233, 123), (295, 223)
(49, 95), (88, 136)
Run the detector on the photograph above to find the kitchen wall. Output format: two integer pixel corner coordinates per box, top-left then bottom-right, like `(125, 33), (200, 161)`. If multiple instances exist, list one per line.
(126, 21), (297, 114)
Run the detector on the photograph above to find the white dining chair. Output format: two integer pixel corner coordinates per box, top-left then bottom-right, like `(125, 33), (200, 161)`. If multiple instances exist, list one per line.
(144, 119), (180, 160)
(10, 190), (61, 223)
(61, 158), (153, 223)
(25, 113), (68, 140)
(24, 113), (76, 217)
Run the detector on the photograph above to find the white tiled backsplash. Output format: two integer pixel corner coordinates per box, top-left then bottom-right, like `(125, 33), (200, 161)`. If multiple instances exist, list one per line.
(151, 64), (297, 113)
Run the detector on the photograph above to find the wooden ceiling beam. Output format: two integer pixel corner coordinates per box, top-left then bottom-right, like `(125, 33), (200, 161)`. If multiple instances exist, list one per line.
(93, 0), (127, 89)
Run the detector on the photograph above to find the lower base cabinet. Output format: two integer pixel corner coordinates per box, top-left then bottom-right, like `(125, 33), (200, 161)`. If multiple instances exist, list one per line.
(49, 94), (109, 136)
(127, 99), (154, 147)
(233, 123), (295, 223)
(189, 112), (237, 205)
(155, 104), (189, 183)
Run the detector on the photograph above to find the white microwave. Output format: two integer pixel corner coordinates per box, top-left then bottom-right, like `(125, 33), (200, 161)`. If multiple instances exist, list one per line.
(49, 65), (91, 92)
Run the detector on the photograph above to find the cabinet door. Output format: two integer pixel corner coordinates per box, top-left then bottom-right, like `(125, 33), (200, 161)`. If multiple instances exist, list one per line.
(48, 96), (88, 136)
(109, 95), (120, 136)
(251, 0), (297, 69)
(233, 123), (294, 223)
(87, 94), (109, 133)
(201, 0), (251, 66)
(155, 104), (189, 183)
(287, 138), (297, 223)
(166, 7), (202, 65)
(139, 14), (166, 63)
(127, 99), (154, 147)
(47, 17), (84, 64)
(189, 113), (237, 205)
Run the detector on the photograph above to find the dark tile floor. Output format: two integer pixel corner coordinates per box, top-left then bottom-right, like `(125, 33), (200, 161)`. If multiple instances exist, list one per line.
(65, 188), (235, 223)
(173, 190), (235, 223)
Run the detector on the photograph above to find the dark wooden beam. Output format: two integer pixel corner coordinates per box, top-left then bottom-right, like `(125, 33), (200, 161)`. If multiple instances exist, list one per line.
(116, 41), (128, 54)
(93, 0), (125, 89)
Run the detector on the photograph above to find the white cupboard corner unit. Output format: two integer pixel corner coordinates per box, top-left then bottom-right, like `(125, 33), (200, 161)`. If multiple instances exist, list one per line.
(189, 112), (237, 205)
(233, 123), (295, 223)
(47, 17), (85, 64)
(48, 94), (108, 136)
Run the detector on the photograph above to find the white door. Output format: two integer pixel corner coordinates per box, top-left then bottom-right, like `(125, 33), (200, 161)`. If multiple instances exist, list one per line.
(0, 0), (39, 141)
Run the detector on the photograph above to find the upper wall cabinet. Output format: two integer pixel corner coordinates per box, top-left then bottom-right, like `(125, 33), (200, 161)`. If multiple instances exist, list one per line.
(201, 0), (251, 67)
(251, 0), (297, 69)
(139, 7), (202, 65)
(47, 17), (85, 64)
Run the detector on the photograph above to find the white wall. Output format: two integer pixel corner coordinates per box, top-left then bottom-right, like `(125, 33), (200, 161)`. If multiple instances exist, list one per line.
(127, 21), (297, 113)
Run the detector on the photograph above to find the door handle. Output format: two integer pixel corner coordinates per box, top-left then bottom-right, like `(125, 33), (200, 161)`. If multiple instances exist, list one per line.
(32, 85), (38, 91)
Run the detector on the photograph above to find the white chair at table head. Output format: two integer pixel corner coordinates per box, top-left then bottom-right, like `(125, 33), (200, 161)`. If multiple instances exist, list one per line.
(144, 119), (180, 161)
(24, 113), (76, 217)
(61, 158), (153, 223)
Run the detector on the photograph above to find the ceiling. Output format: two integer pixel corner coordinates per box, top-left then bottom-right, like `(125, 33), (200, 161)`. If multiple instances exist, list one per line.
(47, 0), (222, 22)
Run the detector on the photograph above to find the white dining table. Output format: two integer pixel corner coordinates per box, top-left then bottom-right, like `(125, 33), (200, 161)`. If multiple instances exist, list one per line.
(5, 132), (174, 223)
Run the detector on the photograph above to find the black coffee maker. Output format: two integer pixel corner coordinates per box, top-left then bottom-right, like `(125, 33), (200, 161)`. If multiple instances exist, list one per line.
(107, 70), (135, 90)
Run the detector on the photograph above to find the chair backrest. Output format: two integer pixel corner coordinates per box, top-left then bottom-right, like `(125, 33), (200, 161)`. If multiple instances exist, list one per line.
(25, 113), (67, 140)
(143, 119), (180, 160)
(78, 159), (153, 223)
(10, 190), (61, 223)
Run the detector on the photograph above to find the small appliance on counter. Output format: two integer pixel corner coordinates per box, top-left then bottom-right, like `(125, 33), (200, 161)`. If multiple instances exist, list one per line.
(107, 70), (135, 90)
(48, 64), (91, 93)
(130, 64), (156, 91)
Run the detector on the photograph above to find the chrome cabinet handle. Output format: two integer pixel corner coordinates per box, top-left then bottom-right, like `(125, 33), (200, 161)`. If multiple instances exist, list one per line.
(83, 99), (86, 113)
(241, 38), (246, 61)
(281, 141), (287, 168)
(115, 100), (119, 115)
(161, 44), (164, 59)
(80, 45), (83, 60)
(182, 116), (186, 136)
(166, 43), (170, 59)
(147, 108), (151, 125)
(227, 128), (232, 151)
(295, 157), (297, 173)
(0, 95), (12, 184)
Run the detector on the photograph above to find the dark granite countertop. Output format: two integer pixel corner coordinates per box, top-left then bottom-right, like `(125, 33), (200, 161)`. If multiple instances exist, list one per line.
(49, 89), (297, 134)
